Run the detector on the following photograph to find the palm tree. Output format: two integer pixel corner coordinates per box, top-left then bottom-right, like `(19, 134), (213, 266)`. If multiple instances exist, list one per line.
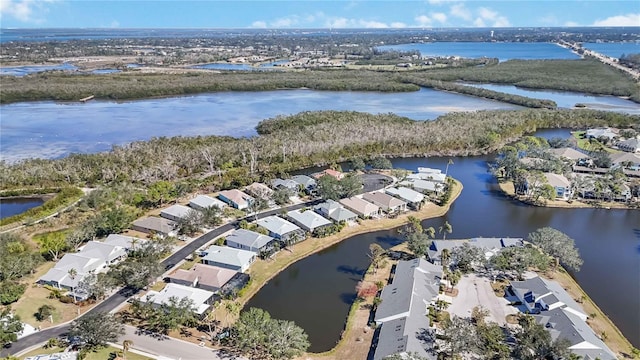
(441, 248), (451, 269)
(439, 221), (452, 240)
(224, 301), (240, 327)
(68, 268), (77, 279)
(445, 158), (454, 178)
(122, 339), (133, 360)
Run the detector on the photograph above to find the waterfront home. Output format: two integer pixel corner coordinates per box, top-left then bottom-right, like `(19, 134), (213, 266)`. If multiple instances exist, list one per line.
(167, 263), (237, 292)
(509, 277), (616, 360)
(412, 168), (447, 183)
(225, 229), (277, 254)
(312, 168), (345, 180)
(585, 127), (618, 141)
(286, 209), (332, 233)
(385, 187), (425, 209)
(548, 147), (591, 161)
(314, 199), (358, 223)
(131, 216), (177, 238)
(160, 204), (192, 222)
(373, 258), (442, 360)
(103, 234), (146, 251)
(245, 182), (274, 199)
(271, 178), (299, 191)
(256, 215), (306, 244)
(611, 152), (640, 170)
(399, 179), (444, 194)
(339, 196), (380, 218)
(140, 283), (215, 317)
(363, 191), (407, 213)
(615, 138), (640, 153)
(291, 175), (317, 192)
(189, 194), (227, 211)
(524, 173), (572, 201)
(427, 237), (524, 265)
(218, 189), (254, 210)
(200, 245), (256, 273)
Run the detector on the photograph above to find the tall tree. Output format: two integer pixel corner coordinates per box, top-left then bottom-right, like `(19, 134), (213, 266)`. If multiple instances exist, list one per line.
(37, 232), (68, 261)
(68, 312), (124, 350)
(0, 307), (23, 346)
(439, 220), (452, 240)
(527, 227), (583, 272)
(265, 319), (310, 360)
(122, 339), (133, 360)
(368, 243), (386, 274)
(451, 243), (485, 273)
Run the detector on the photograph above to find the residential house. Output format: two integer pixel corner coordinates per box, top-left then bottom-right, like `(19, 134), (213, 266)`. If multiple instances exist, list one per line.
(412, 168), (447, 183)
(225, 229), (277, 254)
(167, 263), (237, 292)
(131, 216), (177, 238)
(291, 175), (317, 192)
(548, 147), (591, 161)
(509, 277), (616, 360)
(373, 258), (442, 360)
(611, 152), (640, 171)
(200, 245), (256, 273)
(103, 234), (146, 251)
(286, 209), (332, 234)
(314, 199), (358, 223)
(271, 178), (300, 192)
(385, 187), (425, 209)
(140, 283), (215, 317)
(399, 179), (444, 194)
(189, 194), (227, 211)
(245, 182), (274, 199)
(218, 189), (254, 210)
(256, 216), (305, 244)
(427, 238), (524, 265)
(160, 204), (192, 222)
(339, 196), (380, 218)
(585, 127), (618, 141)
(312, 168), (345, 180)
(615, 138), (640, 153)
(363, 192), (407, 213)
(544, 173), (572, 200)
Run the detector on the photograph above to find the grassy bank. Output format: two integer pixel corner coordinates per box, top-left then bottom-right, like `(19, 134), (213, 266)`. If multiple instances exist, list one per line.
(211, 180), (462, 327)
(0, 187), (84, 228)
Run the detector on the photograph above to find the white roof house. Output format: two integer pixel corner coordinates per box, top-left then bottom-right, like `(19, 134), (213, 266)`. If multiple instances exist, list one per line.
(189, 195), (227, 211)
(225, 229), (276, 253)
(140, 283), (215, 316)
(400, 179), (444, 194)
(256, 216), (305, 243)
(160, 204), (193, 222)
(385, 187), (425, 205)
(314, 199), (358, 223)
(103, 234), (146, 251)
(200, 245), (256, 272)
(585, 127), (617, 140)
(271, 178), (299, 191)
(286, 209), (332, 233)
(80, 241), (126, 264)
(407, 172), (446, 183)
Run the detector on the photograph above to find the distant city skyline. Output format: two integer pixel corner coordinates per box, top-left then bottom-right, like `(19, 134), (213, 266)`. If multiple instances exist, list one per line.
(0, 0), (638, 29)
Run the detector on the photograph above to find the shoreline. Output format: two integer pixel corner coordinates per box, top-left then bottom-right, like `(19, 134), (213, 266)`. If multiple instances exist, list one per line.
(210, 180), (463, 327)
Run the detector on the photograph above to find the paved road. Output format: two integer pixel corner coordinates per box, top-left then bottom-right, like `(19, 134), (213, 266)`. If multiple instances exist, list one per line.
(447, 274), (517, 326)
(1, 201), (317, 357)
(117, 325), (246, 360)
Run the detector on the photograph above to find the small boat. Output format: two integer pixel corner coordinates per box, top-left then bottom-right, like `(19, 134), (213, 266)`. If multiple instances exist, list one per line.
(79, 95), (94, 103)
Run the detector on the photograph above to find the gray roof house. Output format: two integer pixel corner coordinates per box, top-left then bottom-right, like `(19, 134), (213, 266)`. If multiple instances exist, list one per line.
(245, 182), (274, 199)
(218, 189), (254, 210)
(399, 179), (444, 194)
(616, 138), (640, 153)
(363, 191), (407, 213)
(549, 147), (591, 161)
(103, 234), (146, 251)
(131, 216), (177, 237)
(385, 187), (425, 206)
(314, 199), (358, 223)
(160, 204), (193, 222)
(291, 175), (317, 191)
(200, 245), (256, 273)
(140, 283), (215, 317)
(286, 209), (332, 233)
(167, 263), (237, 292)
(510, 277), (616, 360)
(271, 178), (299, 191)
(409, 170), (446, 183)
(373, 258), (442, 360)
(189, 194), (227, 211)
(256, 216), (305, 244)
(339, 196), (380, 218)
(427, 237), (524, 265)
(225, 229), (276, 254)
(585, 127), (618, 140)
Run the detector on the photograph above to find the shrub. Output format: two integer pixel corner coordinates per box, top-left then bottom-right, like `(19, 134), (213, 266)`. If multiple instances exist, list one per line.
(0, 281), (26, 305)
(59, 295), (75, 304)
(35, 304), (56, 321)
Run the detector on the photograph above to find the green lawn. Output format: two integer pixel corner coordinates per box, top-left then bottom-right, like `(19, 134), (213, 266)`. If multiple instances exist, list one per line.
(571, 131), (618, 153)
(20, 345), (153, 360)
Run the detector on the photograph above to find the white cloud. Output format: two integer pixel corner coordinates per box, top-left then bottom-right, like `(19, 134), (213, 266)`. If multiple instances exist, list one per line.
(0, 0), (34, 22)
(251, 20), (267, 28)
(391, 22), (407, 28)
(450, 3), (472, 21)
(431, 12), (447, 24)
(478, 7), (498, 21)
(415, 15), (432, 26)
(592, 13), (640, 27)
(428, 0), (458, 5)
(110, 20), (119, 28)
(271, 16), (299, 28)
(473, 18), (486, 27)
(326, 17), (350, 28)
(564, 21), (579, 27)
(476, 7), (510, 27)
(359, 20), (389, 28)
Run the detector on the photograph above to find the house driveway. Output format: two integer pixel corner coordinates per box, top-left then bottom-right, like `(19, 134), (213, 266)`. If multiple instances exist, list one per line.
(447, 274), (518, 325)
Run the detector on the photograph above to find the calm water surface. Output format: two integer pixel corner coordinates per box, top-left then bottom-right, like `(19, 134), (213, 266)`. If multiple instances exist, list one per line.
(464, 83), (640, 114)
(247, 130), (640, 352)
(0, 197), (44, 219)
(582, 42), (640, 58)
(0, 63), (77, 76)
(376, 42), (579, 61)
(0, 88), (519, 162)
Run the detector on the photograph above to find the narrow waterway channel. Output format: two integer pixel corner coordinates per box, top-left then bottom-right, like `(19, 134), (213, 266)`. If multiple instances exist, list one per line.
(246, 129), (640, 352)
(0, 197), (45, 219)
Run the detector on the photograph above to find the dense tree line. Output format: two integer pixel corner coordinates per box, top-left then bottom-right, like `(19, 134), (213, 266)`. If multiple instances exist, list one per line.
(1, 109), (638, 192)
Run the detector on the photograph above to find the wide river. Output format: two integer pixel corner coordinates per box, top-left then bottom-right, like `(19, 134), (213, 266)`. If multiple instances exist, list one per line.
(247, 129), (640, 352)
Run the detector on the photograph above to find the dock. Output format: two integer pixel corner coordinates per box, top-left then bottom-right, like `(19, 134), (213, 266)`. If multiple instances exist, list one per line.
(79, 95), (95, 103)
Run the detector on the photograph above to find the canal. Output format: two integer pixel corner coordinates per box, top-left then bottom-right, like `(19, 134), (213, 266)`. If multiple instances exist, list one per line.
(0, 197), (45, 219)
(246, 130), (640, 352)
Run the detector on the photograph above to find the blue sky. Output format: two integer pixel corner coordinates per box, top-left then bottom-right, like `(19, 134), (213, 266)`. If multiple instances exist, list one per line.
(0, 0), (638, 29)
